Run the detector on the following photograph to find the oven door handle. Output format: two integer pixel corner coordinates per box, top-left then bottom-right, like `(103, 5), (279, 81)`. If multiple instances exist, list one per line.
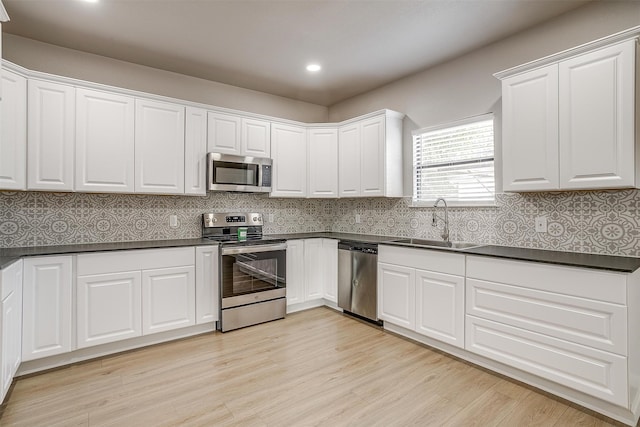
(221, 243), (287, 255)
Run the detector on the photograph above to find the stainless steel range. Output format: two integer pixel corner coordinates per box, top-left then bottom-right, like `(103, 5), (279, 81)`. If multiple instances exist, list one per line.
(202, 213), (286, 332)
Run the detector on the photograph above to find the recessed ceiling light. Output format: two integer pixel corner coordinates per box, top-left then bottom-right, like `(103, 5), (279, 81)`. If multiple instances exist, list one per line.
(306, 64), (322, 72)
(81, 0), (99, 3)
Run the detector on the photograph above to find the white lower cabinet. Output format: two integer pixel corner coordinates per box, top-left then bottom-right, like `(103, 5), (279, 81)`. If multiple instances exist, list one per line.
(76, 271), (142, 349)
(75, 247), (196, 349)
(22, 256), (73, 362)
(465, 255), (632, 408)
(1, 260), (22, 403)
(378, 262), (415, 330)
(142, 266), (195, 335)
(286, 240), (305, 306)
(195, 246), (219, 325)
(378, 245), (465, 348)
(286, 239), (338, 310)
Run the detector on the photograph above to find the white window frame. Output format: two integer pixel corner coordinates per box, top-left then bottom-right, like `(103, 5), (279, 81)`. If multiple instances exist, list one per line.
(411, 113), (495, 207)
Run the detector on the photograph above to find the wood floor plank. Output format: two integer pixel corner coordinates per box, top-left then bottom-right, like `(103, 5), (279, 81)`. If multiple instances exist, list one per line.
(0, 307), (629, 426)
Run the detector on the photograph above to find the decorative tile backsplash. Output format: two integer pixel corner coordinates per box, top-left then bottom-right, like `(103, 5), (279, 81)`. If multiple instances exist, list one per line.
(1, 189), (639, 257)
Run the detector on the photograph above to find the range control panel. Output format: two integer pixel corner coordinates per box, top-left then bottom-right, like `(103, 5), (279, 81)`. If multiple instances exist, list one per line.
(203, 212), (263, 228)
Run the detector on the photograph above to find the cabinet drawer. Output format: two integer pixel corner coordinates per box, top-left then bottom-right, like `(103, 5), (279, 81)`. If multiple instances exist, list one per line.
(466, 315), (628, 407)
(77, 247), (195, 276)
(467, 278), (627, 355)
(379, 245), (465, 276)
(466, 256), (626, 304)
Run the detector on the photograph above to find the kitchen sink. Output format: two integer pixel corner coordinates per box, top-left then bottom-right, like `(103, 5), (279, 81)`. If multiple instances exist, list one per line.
(390, 238), (481, 250)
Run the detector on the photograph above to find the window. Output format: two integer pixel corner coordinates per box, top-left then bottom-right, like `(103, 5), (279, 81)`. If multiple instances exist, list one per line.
(412, 114), (495, 206)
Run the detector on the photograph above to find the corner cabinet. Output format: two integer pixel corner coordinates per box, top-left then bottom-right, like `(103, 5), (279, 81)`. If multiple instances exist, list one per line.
(338, 110), (404, 197)
(270, 123), (307, 197)
(308, 128), (338, 198)
(498, 33), (638, 191)
(22, 256), (73, 362)
(286, 238), (338, 311)
(1, 260), (22, 403)
(134, 99), (185, 194)
(0, 69), (27, 190)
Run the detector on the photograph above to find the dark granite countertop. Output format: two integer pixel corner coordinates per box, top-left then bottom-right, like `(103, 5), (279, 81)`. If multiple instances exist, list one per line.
(2, 233), (639, 273)
(461, 245), (640, 273)
(0, 238), (220, 270)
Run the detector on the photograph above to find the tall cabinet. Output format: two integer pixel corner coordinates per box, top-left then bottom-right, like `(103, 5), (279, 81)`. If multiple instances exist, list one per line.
(497, 32), (638, 191)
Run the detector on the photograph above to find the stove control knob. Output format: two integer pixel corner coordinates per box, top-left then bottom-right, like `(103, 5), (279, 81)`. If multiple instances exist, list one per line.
(213, 217), (217, 223)
(253, 216), (259, 222)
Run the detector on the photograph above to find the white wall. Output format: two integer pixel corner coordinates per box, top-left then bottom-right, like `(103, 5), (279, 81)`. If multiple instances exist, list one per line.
(2, 34), (328, 123)
(327, 0), (640, 195)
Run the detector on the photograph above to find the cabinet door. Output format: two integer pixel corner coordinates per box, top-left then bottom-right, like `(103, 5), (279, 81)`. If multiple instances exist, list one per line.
(184, 107), (208, 195)
(1, 260), (22, 402)
(142, 266), (195, 335)
(322, 239), (338, 303)
(195, 246), (219, 325)
(135, 99), (185, 194)
(338, 123), (360, 197)
(559, 40), (635, 189)
(502, 64), (560, 191)
(360, 116), (385, 196)
(76, 88), (135, 193)
(270, 123), (307, 197)
(286, 239), (305, 306)
(242, 118), (271, 157)
(27, 79), (75, 191)
(22, 256), (73, 361)
(303, 239), (324, 301)
(76, 271), (142, 349)
(207, 112), (241, 154)
(415, 269), (464, 348)
(0, 69), (27, 190)
(308, 128), (338, 198)
(377, 262), (415, 329)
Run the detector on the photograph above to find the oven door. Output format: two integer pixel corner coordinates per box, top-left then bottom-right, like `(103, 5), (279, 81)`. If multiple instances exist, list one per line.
(220, 243), (287, 308)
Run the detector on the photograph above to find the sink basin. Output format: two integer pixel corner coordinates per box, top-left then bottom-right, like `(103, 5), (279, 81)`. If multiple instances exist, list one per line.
(391, 238), (481, 250)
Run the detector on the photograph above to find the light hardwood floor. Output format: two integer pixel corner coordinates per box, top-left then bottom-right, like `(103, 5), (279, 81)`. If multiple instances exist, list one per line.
(0, 307), (628, 426)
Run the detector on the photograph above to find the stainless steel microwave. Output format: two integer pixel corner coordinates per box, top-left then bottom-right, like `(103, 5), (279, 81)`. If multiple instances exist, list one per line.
(207, 153), (272, 193)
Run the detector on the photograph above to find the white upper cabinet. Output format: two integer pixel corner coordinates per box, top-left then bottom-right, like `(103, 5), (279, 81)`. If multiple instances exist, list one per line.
(338, 111), (403, 198)
(338, 123), (360, 197)
(27, 79), (75, 191)
(75, 88), (135, 193)
(207, 112), (271, 157)
(270, 122), (307, 197)
(241, 117), (271, 157)
(308, 127), (338, 198)
(135, 98), (185, 194)
(207, 112), (241, 154)
(184, 107), (208, 196)
(497, 35), (638, 191)
(502, 65), (559, 191)
(0, 69), (27, 190)
(559, 41), (635, 189)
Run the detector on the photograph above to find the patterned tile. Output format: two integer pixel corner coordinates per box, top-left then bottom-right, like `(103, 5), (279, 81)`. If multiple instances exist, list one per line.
(1, 189), (639, 258)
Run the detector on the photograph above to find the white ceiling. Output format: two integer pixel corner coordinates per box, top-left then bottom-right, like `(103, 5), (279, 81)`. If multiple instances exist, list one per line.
(2, 0), (592, 106)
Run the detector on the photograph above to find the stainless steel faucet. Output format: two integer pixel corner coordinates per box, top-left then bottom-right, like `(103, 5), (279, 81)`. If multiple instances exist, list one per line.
(432, 198), (450, 243)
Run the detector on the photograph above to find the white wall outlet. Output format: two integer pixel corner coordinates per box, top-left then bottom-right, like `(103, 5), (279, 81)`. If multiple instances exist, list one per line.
(355, 214), (361, 224)
(268, 213), (274, 223)
(535, 216), (547, 233)
(169, 215), (178, 228)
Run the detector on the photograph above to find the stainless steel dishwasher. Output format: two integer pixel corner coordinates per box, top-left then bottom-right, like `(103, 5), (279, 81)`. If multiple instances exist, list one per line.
(338, 241), (381, 324)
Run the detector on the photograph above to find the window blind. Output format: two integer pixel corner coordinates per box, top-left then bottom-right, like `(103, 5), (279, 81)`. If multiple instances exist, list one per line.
(413, 115), (495, 205)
